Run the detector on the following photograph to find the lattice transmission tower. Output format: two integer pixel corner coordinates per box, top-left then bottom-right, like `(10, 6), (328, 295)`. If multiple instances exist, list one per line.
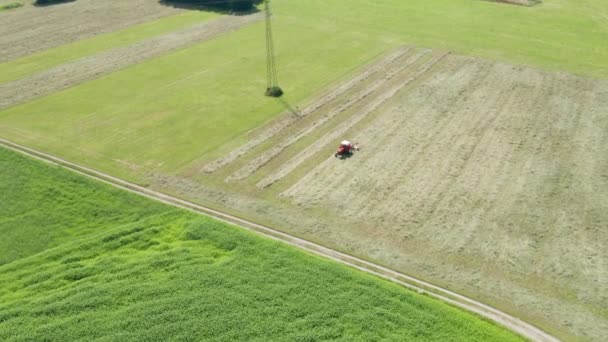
(264, 0), (283, 97)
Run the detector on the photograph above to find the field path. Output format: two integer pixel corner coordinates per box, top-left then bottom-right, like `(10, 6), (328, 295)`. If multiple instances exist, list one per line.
(0, 13), (263, 110)
(0, 137), (558, 342)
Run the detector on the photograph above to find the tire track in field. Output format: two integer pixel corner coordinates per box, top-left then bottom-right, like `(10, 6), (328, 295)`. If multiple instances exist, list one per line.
(0, 14), (263, 110)
(226, 49), (430, 182)
(0, 137), (560, 342)
(201, 47), (412, 173)
(257, 52), (450, 189)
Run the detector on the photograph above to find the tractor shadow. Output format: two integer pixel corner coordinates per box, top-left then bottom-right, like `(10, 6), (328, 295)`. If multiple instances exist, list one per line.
(335, 152), (355, 160)
(159, 0), (262, 15)
(336, 153), (353, 160)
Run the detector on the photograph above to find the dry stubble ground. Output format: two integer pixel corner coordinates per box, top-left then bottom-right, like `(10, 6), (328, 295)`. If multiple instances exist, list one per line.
(194, 51), (608, 340)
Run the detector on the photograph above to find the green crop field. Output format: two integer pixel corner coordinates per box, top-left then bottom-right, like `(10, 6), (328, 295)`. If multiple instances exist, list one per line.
(0, 147), (524, 341)
(0, 148), (171, 265)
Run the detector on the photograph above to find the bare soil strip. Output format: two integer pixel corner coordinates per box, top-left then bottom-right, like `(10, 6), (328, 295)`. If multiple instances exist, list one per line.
(201, 47), (412, 173)
(257, 52), (450, 188)
(0, 138), (558, 342)
(0, 14), (263, 110)
(226, 49), (430, 182)
(0, 0), (183, 62)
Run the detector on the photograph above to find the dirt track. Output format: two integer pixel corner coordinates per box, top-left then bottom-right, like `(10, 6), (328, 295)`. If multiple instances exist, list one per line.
(0, 0), (183, 62)
(0, 13), (263, 110)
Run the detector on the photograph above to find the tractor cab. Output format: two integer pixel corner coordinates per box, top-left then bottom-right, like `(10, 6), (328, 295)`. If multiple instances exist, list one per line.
(335, 140), (357, 158)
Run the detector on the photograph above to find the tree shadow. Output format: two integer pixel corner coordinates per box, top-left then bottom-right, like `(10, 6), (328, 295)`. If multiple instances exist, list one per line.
(33, 0), (76, 7)
(159, 0), (262, 15)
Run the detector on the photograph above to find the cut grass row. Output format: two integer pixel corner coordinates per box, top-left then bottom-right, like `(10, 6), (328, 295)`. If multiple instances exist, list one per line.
(0, 10), (217, 84)
(0, 147), (525, 341)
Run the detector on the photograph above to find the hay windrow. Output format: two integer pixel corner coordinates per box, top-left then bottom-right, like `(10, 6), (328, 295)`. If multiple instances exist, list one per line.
(257, 52), (449, 188)
(226, 48), (430, 182)
(201, 47), (412, 173)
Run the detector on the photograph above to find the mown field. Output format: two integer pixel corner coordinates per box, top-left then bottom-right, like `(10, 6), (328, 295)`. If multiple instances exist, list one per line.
(194, 46), (608, 341)
(1, 0), (607, 340)
(1, 0), (607, 178)
(0, 147), (525, 341)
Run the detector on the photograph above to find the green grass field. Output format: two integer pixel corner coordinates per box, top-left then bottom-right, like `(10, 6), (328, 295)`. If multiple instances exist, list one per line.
(0, 148), (171, 265)
(0, 147), (525, 341)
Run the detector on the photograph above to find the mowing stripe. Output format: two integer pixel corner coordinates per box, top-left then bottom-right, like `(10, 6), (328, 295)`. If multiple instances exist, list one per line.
(256, 52), (449, 189)
(0, 137), (559, 342)
(201, 47), (412, 174)
(226, 48), (430, 182)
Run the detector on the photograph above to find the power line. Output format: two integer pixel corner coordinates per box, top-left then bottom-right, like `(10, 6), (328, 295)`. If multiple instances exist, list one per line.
(264, 0), (283, 97)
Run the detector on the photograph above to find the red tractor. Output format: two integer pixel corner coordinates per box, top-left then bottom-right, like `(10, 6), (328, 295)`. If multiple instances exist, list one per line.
(334, 140), (359, 159)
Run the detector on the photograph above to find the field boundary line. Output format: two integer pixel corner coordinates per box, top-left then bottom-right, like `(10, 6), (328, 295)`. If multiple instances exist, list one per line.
(0, 137), (559, 342)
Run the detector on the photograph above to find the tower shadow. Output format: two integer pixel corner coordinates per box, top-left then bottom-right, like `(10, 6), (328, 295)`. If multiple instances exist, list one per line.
(277, 97), (301, 117)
